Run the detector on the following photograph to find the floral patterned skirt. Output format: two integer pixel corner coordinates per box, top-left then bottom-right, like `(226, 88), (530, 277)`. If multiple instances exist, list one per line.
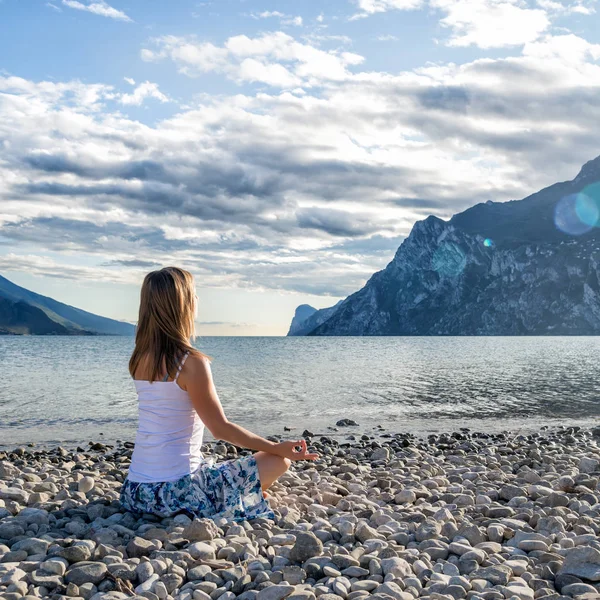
(119, 454), (275, 523)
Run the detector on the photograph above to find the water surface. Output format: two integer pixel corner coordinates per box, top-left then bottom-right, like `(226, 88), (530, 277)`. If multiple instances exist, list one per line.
(1, 336), (598, 448)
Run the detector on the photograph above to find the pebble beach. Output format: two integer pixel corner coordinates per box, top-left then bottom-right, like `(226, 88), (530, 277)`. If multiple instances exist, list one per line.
(2, 426), (600, 600)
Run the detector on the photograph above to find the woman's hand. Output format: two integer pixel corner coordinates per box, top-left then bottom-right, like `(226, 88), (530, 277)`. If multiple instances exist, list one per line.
(272, 439), (319, 461)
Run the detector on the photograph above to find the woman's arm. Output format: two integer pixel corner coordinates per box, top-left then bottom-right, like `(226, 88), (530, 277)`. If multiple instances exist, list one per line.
(184, 355), (317, 460)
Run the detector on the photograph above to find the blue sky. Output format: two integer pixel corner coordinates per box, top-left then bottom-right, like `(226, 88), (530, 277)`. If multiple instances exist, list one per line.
(1, 0), (599, 335)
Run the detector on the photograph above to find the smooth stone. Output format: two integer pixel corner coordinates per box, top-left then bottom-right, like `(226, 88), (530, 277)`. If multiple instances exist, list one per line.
(579, 458), (599, 474)
(561, 582), (599, 596)
(269, 534), (297, 546)
(342, 567), (369, 577)
(256, 584), (296, 600)
(0, 523), (25, 538)
(380, 557), (412, 578)
(289, 533), (323, 562)
(395, 490), (416, 504)
(188, 565), (212, 581)
(127, 537), (156, 558)
(188, 542), (217, 560)
(282, 566), (306, 585)
(183, 518), (219, 542)
(135, 573), (160, 594)
(65, 562), (109, 586)
(0, 488), (29, 504)
(59, 544), (93, 563)
(78, 477), (95, 494)
(470, 565), (512, 586)
(10, 537), (50, 555)
(558, 546), (600, 581)
(350, 581), (378, 592)
(355, 522), (384, 543)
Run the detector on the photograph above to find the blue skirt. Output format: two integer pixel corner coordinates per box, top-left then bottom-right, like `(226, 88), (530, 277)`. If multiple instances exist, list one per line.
(119, 454), (275, 523)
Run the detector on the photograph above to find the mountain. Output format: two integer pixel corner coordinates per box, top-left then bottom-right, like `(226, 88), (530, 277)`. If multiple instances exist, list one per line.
(0, 274), (135, 335)
(0, 297), (73, 335)
(289, 155), (600, 336)
(287, 301), (344, 336)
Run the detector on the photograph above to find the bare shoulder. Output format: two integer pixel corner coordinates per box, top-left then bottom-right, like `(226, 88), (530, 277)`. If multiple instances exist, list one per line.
(180, 352), (212, 388)
(187, 352), (211, 373)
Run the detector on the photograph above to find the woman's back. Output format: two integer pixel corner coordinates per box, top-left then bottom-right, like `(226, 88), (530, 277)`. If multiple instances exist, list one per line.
(128, 351), (206, 483)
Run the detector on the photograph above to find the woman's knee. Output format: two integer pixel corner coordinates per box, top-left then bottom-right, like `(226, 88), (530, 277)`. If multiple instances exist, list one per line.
(272, 454), (291, 475)
(254, 452), (291, 489)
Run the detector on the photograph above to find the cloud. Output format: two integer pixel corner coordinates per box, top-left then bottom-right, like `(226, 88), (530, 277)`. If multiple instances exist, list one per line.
(431, 0), (550, 48)
(141, 32), (364, 87)
(296, 207), (393, 237)
(46, 2), (62, 11)
(61, 0), (132, 22)
(350, 0), (424, 19)
(101, 259), (161, 268)
(3, 32), (600, 297)
(250, 11), (303, 26)
(119, 81), (169, 105)
(351, 0), (595, 49)
(536, 0), (595, 15)
(0, 75), (168, 112)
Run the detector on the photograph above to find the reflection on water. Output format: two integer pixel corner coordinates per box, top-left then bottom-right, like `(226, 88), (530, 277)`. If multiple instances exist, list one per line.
(1, 335), (599, 448)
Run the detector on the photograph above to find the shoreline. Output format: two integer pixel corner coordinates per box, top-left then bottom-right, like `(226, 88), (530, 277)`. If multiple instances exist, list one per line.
(1, 425), (600, 599)
(3, 417), (599, 455)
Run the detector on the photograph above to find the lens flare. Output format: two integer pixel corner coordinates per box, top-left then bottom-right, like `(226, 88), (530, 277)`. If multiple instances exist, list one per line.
(483, 238), (494, 247)
(575, 193), (599, 227)
(432, 242), (466, 277)
(554, 194), (596, 236)
(578, 182), (600, 226)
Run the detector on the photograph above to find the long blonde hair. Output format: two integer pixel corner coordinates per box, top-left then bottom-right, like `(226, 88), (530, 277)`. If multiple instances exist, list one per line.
(129, 267), (212, 382)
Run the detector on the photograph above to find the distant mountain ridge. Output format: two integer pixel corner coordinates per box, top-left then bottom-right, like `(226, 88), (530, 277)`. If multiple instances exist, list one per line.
(288, 154), (600, 336)
(287, 301), (344, 336)
(0, 274), (135, 335)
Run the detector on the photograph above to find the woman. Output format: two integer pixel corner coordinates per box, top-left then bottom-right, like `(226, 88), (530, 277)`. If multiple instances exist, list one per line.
(119, 266), (319, 522)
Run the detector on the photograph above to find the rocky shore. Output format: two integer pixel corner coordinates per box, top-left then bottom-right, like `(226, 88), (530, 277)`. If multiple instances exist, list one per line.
(2, 426), (600, 600)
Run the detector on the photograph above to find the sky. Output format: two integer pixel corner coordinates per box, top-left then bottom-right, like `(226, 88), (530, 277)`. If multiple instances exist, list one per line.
(0, 0), (599, 336)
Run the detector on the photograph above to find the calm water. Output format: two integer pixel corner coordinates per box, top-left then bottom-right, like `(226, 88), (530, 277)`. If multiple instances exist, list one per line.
(1, 336), (599, 449)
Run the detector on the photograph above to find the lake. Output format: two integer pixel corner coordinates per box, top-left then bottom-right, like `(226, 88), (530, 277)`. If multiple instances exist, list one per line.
(1, 336), (599, 449)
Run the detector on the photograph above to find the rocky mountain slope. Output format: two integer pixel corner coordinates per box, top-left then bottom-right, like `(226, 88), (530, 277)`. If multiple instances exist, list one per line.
(287, 301), (343, 336)
(0, 274), (135, 335)
(289, 155), (600, 336)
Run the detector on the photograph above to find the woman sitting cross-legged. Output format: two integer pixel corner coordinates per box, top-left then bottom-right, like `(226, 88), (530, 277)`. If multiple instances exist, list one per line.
(119, 266), (319, 522)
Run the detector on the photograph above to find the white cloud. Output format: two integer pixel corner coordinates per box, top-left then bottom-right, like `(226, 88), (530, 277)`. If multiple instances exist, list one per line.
(119, 81), (169, 105)
(61, 0), (132, 22)
(250, 11), (303, 26)
(537, 0), (595, 14)
(431, 0), (550, 48)
(46, 2), (62, 11)
(124, 77), (136, 85)
(256, 11), (285, 18)
(350, 0), (423, 19)
(350, 0), (595, 49)
(142, 32), (364, 87)
(302, 33), (354, 47)
(377, 34), (400, 41)
(237, 59), (301, 87)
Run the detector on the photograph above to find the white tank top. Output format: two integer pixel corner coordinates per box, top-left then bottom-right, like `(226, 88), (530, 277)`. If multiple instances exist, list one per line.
(128, 351), (206, 483)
